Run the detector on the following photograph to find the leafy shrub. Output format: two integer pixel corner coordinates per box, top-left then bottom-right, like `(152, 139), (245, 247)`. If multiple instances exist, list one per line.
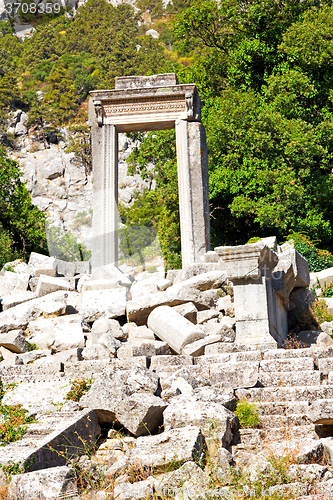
(286, 233), (333, 272)
(234, 400), (261, 429)
(65, 379), (94, 402)
(310, 299), (333, 324)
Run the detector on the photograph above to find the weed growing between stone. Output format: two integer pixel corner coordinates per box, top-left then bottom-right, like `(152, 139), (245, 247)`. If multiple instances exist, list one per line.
(0, 381), (35, 446)
(234, 401), (261, 429)
(65, 379), (94, 402)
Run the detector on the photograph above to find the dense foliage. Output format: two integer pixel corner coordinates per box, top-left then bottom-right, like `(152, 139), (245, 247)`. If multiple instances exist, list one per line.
(3, 0), (333, 267)
(0, 148), (47, 267)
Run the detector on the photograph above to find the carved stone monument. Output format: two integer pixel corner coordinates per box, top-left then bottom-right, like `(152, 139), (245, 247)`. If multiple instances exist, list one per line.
(89, 73), (210, 273)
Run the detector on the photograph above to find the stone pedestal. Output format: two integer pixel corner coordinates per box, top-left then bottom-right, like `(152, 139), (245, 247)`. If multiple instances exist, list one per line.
(216, 244), (287, 348)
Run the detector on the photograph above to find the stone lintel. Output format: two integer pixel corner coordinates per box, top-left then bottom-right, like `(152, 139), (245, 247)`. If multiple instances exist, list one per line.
(115, 73), (178, 89)
(89, 84), (201, 132)
(215, 244), (278, 280)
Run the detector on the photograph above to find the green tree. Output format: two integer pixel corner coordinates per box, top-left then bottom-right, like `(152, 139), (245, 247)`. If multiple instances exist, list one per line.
(0, 149), (47, 267)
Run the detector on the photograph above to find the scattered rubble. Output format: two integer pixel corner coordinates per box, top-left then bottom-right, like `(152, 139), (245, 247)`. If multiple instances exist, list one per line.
(1, 242), (333, 498)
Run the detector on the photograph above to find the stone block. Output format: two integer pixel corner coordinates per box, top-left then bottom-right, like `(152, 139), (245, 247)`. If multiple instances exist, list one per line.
(81, 278), (130, 292)
(28, 314), (85, 352)
(201, 322), (236, 342)
(117, 340), (170, 358)
(122, 323), (155, 341)
(128, 426), (207, 472)
(80, 288), (128, 322)
(28, 252), (56, 276)
(197, 309), (219, 324)
(0, 291), (70, 331)
(91, 317), (126, 341)
(148, 306), (205, 354)
(2, 291), (36, 310)
(259, 370), (321, 387)
(15, 349), (49, 365)
(280, 247), (310, 288)
(317, 332), (333, 348)
(0, 271), (30, 296)
(163, 395), (238, 448)
(210, 361), (259, 389)
(149, 354), (193, 370)
(7, 466), (78, 500)
(81, 344), (113, 360)
(36, 275), (73, 297)
(159, 366), (210, 394)
(181, 335), (222, 356)
(172, 302), (198, 324)
(113, 479), (155, 500)
(309, 399), (333, 424)
(80, 366), (166, 436)
(0, 330), (27, 353)
(154, 462), (206, 500)
(194, 351), (264, 365)
(260, 357), (314, 372)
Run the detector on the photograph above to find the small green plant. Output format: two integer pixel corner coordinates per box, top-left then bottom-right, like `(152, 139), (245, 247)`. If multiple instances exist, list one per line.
(1, 461), (24, 479)
(234, 400), (261, 429)
(3, 265), (15, 273)
(0, 404), (35, 445)
(26, 342), (38, 352)
(246, 236), (261, 244)
(65, 379), (94, 402)
(310, 299), (333, 324)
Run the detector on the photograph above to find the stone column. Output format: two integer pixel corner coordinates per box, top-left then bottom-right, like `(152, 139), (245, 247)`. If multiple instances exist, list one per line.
(175, 119), (210, 267)
(216, 244), (287, 348)
(91, 115), (118, 271)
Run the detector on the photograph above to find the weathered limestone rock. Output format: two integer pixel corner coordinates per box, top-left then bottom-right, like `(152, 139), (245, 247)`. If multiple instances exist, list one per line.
(148, 306), (205, 354)
(154, 461), (206, 499)
(0, 291), (71, 331)
(113, 479), (155, 500)
(215, 243), (284, 347)
(0, 330), (27, 353)
(201, 322), (236, 342)
(80, 288), (128, 322)
(36, 275), (73, 297)
(173, 302), (198, 324)
(28, 252), (56, 276)
(0, 270), (30, 296)
(2, 380), (73, 414)
(15, 349), (49, 365)
(197, 309), (219, 324)
(7, 466), (78, 500)
(209, 361), (260, 389)
(127, 425), (207, 471)
(28, 314), (85, 352)
(163, 395), (238, 448)
(308, 399), (333, 424)
(216, 295), (235, 317)
(1, 291), (36, 310)
(117, 339), (170, 358)
(149, 354), (193, 370)
(122, 323), (155, 341)
(81, 344), (112, 360)
(127, 271), (227, 325)
(80, 367), (166, 436)
(181, 335), (223, 356)
(90, 317), (126, 342)
(278, 244), (310, 288)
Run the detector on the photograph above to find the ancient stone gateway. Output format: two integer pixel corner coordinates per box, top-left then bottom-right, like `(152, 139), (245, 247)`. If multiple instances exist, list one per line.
(89, 73), (210, 272)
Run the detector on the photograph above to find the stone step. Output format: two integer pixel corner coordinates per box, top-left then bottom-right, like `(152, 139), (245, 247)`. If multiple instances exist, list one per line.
(261, 424), (318, 442)
(257, 401), (311, 416)
(258, 371), (321, 387)
(259, 414), (313, 428)
(260, 357), (314, 372)
(193, 351), (262, 365)
(236, 386), (333, 403)
(0, 409), (98, 470)
(263, 348), (314, 360)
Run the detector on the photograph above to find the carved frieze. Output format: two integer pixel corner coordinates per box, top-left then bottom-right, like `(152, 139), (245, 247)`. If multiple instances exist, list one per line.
(90, 83), (201, 132)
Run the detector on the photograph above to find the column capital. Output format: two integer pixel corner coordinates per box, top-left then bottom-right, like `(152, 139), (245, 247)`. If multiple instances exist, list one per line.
(93, 99), (103, 127)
